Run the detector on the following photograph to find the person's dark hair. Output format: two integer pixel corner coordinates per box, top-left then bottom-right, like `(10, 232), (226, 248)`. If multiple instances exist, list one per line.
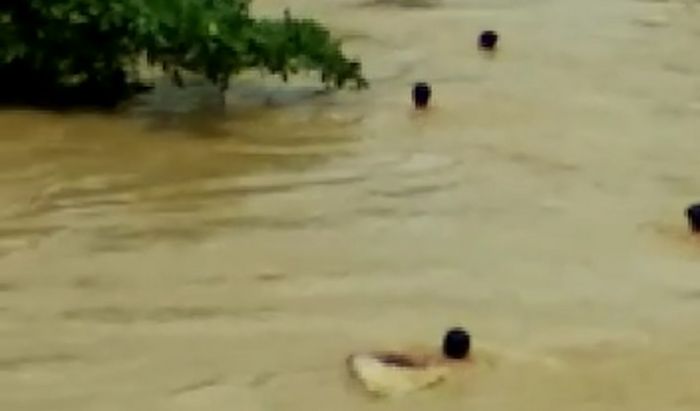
(412, 82), (431, 109)
(686, 204), (700, 232)
(478, 30), (499, 51)
(442, 327), (471, 359)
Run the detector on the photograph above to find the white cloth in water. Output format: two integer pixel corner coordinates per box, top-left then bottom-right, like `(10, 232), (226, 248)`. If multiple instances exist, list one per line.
(347, 353), (449, 397)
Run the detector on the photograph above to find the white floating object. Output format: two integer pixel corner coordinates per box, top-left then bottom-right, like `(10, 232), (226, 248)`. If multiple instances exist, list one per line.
(347, 353), (449, 397)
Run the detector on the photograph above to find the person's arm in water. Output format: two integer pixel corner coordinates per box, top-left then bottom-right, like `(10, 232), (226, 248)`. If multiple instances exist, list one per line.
(348, 327), (472, 369)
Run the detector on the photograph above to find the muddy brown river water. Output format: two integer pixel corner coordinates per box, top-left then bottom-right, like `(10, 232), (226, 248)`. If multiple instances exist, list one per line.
(1, 0), (700, 410)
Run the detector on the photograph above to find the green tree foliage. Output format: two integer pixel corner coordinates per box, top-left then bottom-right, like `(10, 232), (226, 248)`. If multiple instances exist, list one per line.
(0, 0), (368, 107)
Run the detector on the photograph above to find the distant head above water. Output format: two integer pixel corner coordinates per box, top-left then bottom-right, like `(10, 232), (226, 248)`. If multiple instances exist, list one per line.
(442, 327), (471, 359)
(478, 30), (499, 51)
(412, 82), (431, 109)
(686, 203), (700, 233)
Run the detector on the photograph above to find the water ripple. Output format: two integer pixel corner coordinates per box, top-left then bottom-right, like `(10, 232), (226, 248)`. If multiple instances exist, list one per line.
(60, 305), (276, 324)
(0, 353), (81, 371)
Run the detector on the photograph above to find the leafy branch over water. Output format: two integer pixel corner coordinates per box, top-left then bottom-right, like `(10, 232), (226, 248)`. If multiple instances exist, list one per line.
(0, 0), (368, 107)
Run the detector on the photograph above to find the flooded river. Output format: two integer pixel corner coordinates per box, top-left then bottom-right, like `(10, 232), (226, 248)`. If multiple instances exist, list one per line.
(1, 0), (700, 409)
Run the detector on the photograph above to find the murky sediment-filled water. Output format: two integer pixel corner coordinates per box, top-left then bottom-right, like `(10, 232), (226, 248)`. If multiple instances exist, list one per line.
(1, 0), (700, 410)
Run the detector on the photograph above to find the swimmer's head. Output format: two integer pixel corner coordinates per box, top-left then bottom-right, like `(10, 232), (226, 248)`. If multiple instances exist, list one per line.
(686, 203), (700, 233)
(478, 30), (499, 51)
(412, 82), (431, 109)
(442, 327), (471, 359)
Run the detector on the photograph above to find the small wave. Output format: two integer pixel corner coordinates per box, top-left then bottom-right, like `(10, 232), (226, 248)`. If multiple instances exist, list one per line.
(368, 153), (460, 176)
(356, 0), (442, 9)
(61, 305), (276, 324)
(137, 169), (369, 205)
(354, 0), (551, 10)
(220, 143), (357, 157)
(171, 377), (225, 396)
(206, 169), (368, 193)
(0, 224), (61, 255)
(0, 353), (81, 371)
(369, 180), (462, 199)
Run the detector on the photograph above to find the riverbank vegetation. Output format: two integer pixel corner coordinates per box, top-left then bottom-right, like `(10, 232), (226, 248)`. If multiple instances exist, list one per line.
(0, 0), (368, 108)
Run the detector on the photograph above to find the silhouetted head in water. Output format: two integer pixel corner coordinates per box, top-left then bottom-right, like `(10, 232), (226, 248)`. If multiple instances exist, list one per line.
(442, 327), (471, 359)
(412, 82), (431, 109)
(686, 203), (700, 233)
(478, 30), (499, 51)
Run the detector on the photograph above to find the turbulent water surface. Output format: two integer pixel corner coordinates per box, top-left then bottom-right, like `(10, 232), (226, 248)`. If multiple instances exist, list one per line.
(1, 0), (700, 410)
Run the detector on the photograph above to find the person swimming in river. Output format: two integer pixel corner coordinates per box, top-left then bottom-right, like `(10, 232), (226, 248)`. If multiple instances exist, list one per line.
(347, 327), (472, 397)
(369, 327), (471, 366)
(412, 82), (432, 109)
(686, 203), (700, 233)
